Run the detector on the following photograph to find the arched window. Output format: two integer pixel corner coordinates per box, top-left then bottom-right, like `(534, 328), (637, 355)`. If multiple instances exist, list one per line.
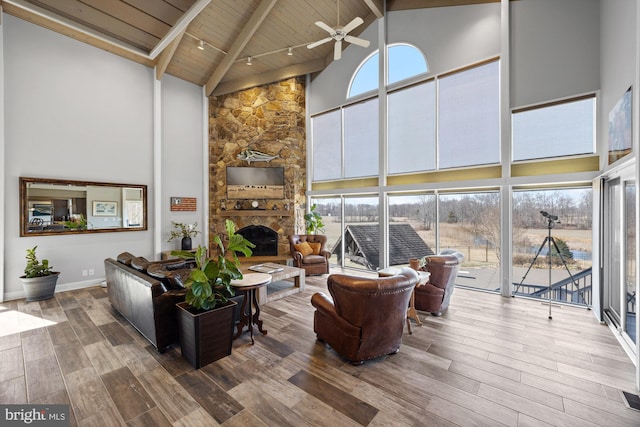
(348, 43), (428, 98)
(388, 43), (428, 85)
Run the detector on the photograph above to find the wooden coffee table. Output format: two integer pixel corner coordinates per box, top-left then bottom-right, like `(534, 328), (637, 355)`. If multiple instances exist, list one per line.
(244, 263), (306, 305)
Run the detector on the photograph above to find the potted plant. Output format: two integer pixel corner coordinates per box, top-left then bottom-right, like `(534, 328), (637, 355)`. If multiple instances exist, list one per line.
(304, 203), (325, 234)
(173, 219), (255, 368)
(409, 256), (428, 271)
(63, 213), (90, 230)
(19, 246), (60, 301)
(168, 221), (200, 250)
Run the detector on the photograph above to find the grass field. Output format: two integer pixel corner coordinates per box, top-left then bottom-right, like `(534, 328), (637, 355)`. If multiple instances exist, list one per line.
(319, 216), (593, 294)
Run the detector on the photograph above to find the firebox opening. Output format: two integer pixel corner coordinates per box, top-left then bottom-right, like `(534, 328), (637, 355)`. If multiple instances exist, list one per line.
(236, 225), (278, 256)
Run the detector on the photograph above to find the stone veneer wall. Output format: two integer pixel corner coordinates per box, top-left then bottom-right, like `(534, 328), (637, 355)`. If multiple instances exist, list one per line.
(208, 77), (306, 257)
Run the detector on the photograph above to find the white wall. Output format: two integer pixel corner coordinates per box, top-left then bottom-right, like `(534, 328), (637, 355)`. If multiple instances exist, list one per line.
(510, 0), (601, 108)
(309, 3), (501, 114)
(2, 14), (205, 300)
(599, 0), (639, 387)
(160, 75), (205, 252)
(600, 0), (637, 161)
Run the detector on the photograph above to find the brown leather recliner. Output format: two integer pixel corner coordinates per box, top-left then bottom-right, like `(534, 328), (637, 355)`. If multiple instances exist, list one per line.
(288, 234), (331, 275)
(414, 252), (463, 316)
(311, 267), (419, 365)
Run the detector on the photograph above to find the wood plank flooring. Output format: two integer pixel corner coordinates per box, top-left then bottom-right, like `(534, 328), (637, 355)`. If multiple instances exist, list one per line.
(1, 272), (639, 426)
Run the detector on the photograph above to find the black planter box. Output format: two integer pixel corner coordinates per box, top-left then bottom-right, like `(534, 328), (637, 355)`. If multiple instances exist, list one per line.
(176, 300), (237, 369)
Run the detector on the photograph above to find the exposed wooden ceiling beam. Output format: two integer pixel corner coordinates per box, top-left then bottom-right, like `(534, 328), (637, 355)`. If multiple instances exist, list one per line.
(155, 29), (186, 80)
(148, 0), (211, 59)
(388, 0), (499, 11)
(212, 58), (328, 97)
(364, 0), (384, 19)
(204, 0), (279, 96)
(2, 0), (152, 64)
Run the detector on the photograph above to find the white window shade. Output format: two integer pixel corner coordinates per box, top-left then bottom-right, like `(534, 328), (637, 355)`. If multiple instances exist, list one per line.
(344, 98), (379, 178)
(388, 81), (436, 174)
(312, 110), (342, 181)
(438, 61), (500, 169)
(512, 96), (595, 161)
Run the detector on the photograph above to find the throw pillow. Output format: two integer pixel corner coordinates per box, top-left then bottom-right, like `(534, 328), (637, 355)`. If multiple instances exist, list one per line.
(308, 242), (322, 255)
(294, 241), (313, 257)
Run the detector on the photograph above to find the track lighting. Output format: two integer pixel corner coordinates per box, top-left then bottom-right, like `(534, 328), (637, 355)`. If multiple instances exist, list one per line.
(197, 40), (204, 50)
(246, 56), (253, 65)
(287, 47), (293, 56)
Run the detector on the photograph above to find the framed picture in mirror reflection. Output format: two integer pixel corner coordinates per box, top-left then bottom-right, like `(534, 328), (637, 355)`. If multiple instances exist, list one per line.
(93, 201), (118, 216)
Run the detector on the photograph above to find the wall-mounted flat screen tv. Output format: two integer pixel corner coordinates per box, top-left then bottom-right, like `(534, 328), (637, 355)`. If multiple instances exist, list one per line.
(226, 166), (285, 199)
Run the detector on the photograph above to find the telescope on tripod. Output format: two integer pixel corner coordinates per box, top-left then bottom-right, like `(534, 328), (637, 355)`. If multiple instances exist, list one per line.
(514, 211), (580, 319)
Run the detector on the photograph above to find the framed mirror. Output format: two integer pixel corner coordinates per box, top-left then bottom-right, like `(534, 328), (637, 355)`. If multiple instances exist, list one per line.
(20, 177), (147, 236)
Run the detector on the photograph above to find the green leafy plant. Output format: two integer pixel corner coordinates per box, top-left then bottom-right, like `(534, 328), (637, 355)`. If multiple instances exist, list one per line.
(173, 219), (255, 311)
(23, 246), (54, 278)
(63, 214), (90, 230)
(304, 204), (325, 234)
(168, 221), (200, 242)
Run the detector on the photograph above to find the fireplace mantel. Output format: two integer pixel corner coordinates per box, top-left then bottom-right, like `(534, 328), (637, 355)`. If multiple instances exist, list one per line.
(219, 210), (292, 217)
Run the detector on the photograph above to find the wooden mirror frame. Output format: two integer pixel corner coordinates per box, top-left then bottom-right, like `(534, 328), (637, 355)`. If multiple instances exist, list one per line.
(20, 177), (148, 237)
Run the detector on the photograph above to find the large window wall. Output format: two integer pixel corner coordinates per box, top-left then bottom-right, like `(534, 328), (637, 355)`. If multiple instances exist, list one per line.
(308, 34), (598, 303)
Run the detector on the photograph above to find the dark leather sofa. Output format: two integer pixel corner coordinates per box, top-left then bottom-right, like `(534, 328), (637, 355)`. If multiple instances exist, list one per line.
(105, 252), (191, 352)
(310, 267), (418, 364)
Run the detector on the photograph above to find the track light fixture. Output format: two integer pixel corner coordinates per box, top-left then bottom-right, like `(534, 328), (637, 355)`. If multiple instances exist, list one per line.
(246, 56), (253, 65)
(287, 47), (293, 56)
(197, 40), (204, 50)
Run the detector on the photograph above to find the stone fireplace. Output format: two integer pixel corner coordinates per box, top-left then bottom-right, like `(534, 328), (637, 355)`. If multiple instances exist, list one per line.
(208, 77), (307, 258)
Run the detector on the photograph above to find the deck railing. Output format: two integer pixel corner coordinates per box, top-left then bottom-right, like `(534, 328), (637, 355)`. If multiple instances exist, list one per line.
(512, 267), (592, 306)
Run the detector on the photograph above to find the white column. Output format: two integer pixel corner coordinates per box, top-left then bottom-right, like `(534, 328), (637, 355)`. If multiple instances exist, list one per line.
(202, 86), (209, 248)
(153, 74), (162, 257)
(634, 0), (640, 391)
(378, 15), (388, 268)
(500, 0), (512, 297)
(0, 8), (5, 302)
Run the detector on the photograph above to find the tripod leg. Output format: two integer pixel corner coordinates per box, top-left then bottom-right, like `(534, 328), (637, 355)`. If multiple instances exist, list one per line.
(549, 237), (583, 304)
(547, 235), (553, 320)
(514, 237), (549, 295)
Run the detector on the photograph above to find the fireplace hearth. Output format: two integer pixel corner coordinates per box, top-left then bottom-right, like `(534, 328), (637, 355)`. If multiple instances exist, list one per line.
(236, 225), (278, 256)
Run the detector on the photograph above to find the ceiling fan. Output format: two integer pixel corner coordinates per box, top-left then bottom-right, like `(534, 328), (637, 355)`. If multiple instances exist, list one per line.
(307, 0), (370, 61)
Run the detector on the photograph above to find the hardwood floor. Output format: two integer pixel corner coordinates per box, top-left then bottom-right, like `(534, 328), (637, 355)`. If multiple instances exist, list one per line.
(1, 272), (639, 426)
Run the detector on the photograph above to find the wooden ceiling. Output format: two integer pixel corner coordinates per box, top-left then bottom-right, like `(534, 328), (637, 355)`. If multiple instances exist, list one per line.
(2, 0), (498, 96)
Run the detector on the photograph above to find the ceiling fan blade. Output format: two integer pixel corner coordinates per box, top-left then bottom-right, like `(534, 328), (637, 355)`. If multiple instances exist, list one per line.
(342, 16), (363, 34)
(314, 21), (335, 34)
(307, 37), (333, 49)
(334, 40), (342, 60)
(345, 35), (370, 48)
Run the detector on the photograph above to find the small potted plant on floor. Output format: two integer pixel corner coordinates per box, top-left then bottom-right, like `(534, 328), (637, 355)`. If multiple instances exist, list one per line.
(168, 221), (200, 250)
(173, 219), (255, 368)
(19, 246), (60, 301)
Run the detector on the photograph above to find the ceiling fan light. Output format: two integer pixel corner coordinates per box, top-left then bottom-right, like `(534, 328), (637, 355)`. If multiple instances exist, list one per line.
(197, 40), (204, 51)
(246, 56), (253, 66)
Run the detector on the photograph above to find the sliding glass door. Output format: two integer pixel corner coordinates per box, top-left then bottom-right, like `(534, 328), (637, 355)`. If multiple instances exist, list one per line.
(605, 174), (637, 347)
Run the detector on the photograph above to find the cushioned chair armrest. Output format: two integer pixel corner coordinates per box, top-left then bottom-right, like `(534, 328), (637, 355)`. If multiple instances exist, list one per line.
(320, 250), (331, 258)
(311, 292), (334, 311)
(291, 251), (304, 262)
(163, 288), (187, 297)
(422, 283), (445, 297)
